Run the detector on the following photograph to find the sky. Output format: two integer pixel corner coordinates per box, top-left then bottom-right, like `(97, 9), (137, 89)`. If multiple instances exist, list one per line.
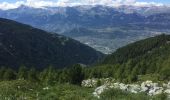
(0, 0), (170, 10)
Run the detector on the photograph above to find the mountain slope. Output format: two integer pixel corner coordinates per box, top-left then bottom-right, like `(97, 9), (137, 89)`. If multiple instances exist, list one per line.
(1, 5), (170, 54)
(0, 18), (104, 69)
(103, 34), (170, 64)
(90, 35), (170, 82)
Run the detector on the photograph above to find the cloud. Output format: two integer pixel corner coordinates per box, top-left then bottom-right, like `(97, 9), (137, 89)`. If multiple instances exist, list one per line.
(134, 2), (164, 7)
(0, 0), (166, 10)
(0, 1), (25, 10)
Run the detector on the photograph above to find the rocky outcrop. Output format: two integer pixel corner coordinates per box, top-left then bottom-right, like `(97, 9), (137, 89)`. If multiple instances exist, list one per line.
(81, 78), (115, 88)
(82, 79), (170, 98)
(81, 79), (98, 88)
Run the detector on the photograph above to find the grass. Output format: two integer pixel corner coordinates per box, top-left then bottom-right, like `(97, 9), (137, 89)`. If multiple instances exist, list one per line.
(0, 80), (168, 100)
(0, 80), (97, 100)
(100, 88), (168, 100)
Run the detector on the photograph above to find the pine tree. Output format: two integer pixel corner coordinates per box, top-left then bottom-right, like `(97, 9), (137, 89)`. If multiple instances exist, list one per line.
(68, 64), (84, 85)
(17, 65), (28, 80)
(28, 68), (38, 82)
(3, 68), (16, 80)
(0, 67), (6, 80)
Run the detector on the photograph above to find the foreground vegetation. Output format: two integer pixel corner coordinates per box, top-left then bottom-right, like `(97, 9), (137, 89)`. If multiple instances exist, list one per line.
(0, 80), (95, 100)
(0, 80), (168, 100)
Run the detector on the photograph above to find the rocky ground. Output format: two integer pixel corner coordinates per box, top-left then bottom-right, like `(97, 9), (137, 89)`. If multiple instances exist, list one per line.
(81, 78), (170, 99)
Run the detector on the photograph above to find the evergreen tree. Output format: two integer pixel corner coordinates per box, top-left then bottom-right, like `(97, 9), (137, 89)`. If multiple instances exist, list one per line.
(3, 68), (16, 80)
(17, 65), (28, 80)
(0, 67), (6, 80)
(28, 68), (38, 82)
(68, 64), (84, 85)
(41, 66), (56, 85)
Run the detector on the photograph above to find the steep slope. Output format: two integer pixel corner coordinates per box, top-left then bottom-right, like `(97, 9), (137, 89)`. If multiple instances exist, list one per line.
(103, 34), (170, 64)
(91, 35), (170, 82)
(0, 18), (104, 69)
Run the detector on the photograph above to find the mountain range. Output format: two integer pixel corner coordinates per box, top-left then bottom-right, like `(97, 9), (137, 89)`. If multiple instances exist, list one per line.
(0, 18), (103, 69)
(0, 5), (170, 53)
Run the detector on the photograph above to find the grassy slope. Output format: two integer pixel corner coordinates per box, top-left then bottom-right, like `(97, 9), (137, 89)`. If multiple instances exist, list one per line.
(0, 80), (168, 100)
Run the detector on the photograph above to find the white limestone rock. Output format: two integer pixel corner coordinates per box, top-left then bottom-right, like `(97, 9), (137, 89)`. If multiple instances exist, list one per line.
(89, 79), (170, 98)
(164, 89), (170, 94)
(167, 81), (170, 89)
(93, 84), (109, 98)
(119, 83), (128, 91)
(128, 84), (141, 93)
(148, 87), (163, 96)
(81, 79), (97, 88)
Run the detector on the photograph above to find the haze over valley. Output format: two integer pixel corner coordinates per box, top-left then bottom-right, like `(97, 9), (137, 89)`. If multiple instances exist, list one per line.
(1, 4), (170, 53)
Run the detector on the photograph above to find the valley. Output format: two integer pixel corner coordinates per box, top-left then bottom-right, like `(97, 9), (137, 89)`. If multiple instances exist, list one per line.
(1, 5), (170, 54)
(0, 2), (170, 100)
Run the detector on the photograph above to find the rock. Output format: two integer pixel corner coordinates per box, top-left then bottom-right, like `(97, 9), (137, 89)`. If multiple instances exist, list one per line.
(113, 82), (120, 89)
(128, 84), (141, 93)
(167, 81), (170, 89)
(164, 89), (170, 94)
(141, 82), (149, 92)
(119, 83), (128, 91)
(140, 81), (163, 95)
(82, 78), (115, 88)
(103, 78), (115, 85)
(90, 78), (170, 98)
(148, 87), (163, 96)
(164, 89), (170, 99)
(43, 87), (49, 90)
(81, 79), (97, 88)
(163, 83), (167, 88)
(93, 85), (109, 98)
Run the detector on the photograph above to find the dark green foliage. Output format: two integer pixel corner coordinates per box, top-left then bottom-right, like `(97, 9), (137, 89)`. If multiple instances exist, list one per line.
(0, 64), (84, 85)
(68, 64), (84, 85)
(3, 68), (16, 80)
(96, 80), (102, 87)
(27, 68), (38, 82)
(103, 34), (170, 64)
(0, 67), (6, 80)
(0, 18), (104, 69)
(17, 65), (28, 80)
(82, 35), (170, 83)
(160, 67), (170, 80)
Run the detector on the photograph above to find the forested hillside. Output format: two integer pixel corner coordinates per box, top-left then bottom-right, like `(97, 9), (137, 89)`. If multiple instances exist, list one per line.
(0, 34), (170, 99)
(0, 18), (103, 69)
(88, 34), (170, 82)
(1, 34), (169, 83)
